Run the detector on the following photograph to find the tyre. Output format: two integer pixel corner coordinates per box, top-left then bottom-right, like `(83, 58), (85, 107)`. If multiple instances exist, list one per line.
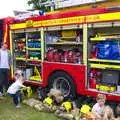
(48, 71), (76, 99)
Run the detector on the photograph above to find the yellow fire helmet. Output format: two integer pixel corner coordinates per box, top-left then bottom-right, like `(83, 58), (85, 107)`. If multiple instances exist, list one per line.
(22, 87), (32, 98)
(80, 104), (91, 114)
(61, 101), (72, 112)
(43, 97), (53, 106)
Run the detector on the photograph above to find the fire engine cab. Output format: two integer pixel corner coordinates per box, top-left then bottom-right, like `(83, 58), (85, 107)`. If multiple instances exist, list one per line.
(10, 7), (120, 101)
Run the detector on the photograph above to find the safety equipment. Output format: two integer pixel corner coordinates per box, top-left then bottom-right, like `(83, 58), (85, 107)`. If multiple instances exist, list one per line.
(29, 66), (42, 81)
(68, 50), (76, 63)
(96, 41), (120, 60)
(89, 69), (97, 89)
(46, 48), (54, 62)
(75, 52), (83, 64)
(62, 50), (69, 63)
(80, 104), (91, 114)
(62, 50), (76, 63)
(90, 78), (97, 89)
(61, 102), (72, 112)
(28, 42), (41, 48)
(54, 50), (61, 62)
(22, 87), (32, 98)
(43, 97), (53, 106)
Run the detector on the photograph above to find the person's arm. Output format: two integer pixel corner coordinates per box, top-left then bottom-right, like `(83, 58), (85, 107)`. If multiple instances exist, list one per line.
(19, 77), (26, 88)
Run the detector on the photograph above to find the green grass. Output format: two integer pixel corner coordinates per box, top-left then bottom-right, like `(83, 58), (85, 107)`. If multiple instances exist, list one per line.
(0, 97), (60, 120)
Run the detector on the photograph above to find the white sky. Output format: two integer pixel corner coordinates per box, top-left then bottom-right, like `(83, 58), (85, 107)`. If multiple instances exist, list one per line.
(0, 0), (28, 18)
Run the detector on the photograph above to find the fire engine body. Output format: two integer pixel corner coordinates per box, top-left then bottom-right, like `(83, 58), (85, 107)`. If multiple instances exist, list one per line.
(0, 17), (14, 48)
(10, 7), (120, 101)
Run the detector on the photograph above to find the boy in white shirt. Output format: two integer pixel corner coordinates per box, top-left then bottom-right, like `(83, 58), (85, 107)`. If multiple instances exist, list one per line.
(92, 93), (106, 119)
(7, 70), (26, 108)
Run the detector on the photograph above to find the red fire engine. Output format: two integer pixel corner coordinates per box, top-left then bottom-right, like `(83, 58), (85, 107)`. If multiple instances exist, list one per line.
(9, 7), (120, 101)
(0, 17), (14, 47)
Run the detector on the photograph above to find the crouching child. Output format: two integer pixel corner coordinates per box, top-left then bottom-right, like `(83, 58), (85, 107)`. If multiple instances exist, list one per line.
(7, 70), (26, 108)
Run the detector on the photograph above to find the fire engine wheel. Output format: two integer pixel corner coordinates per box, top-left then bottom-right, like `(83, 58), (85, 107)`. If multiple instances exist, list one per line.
(48, 71), (76, 99)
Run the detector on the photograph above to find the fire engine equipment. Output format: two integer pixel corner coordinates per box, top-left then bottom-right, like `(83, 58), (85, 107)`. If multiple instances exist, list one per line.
(62, 50), (69, 63)
(68, 50), (76, 63)
(28, 42), (41, 48)
(117, 85), (120, 93)
(54, 49), (61, 62)
(76, 33), (81, 42)
(90, 44), (98, 58)
(16, 61), (27, 68)
(89, 69), (98, 89)
(62, 30), (76, 38)
(80, 104), (91, 114)
(26, 69), (33, 80)
(16, 43), (25, 48)
(28, 35), (40, 39)
(61, 102), (72, 112)
(29, 52), (41, 59)
(29, 66), (42, 81)
(46, 48), (55, 62)
(16, 43), (26, 51)
(109, 86), (117, 92)
(99, 85), (110, 92)
(62, 50), (76, 63)
(96, 84), (100, 90)
(22, 87), (32, 98)
(43, 97), (54, 107)
(76, 32), (82, 42)
(96, 41), (120, 60)
(75, 51), (83, 64)
(102, 70), (119, 86)
(23, 98), (40, 108)
(90, 77), (96, 89)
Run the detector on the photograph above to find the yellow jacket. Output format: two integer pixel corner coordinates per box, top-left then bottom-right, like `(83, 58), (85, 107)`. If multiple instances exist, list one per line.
(62, 102), (72, 112)
(43, 97), (53, 106)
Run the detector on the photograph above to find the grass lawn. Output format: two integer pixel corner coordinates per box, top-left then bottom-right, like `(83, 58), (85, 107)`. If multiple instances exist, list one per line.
(0, 97), (60, 120)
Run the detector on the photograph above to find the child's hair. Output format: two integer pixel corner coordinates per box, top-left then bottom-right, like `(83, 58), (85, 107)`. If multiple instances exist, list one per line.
(96, 94), (106, 101)
(101, 105), (114, 120)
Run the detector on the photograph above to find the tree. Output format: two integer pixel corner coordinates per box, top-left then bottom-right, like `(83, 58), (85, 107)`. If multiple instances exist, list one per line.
(27, 0), (51, 12)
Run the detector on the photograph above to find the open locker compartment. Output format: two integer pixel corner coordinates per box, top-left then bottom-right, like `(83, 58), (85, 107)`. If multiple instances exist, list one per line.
(11, 29), (43, 84)
(88, 68), (120, 93)
(44, 25), (83, 64)
(87, 22), (120, 95)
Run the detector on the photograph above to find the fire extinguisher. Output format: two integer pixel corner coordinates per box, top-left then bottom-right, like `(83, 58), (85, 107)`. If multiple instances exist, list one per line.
(46, 48), (54, 62)
(89, 69), (97, 89)
(74, 51), (83, 64)
(68, 50), (76, 63)
(62, 50), (69, 63)
(54, 49), (61, 62)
